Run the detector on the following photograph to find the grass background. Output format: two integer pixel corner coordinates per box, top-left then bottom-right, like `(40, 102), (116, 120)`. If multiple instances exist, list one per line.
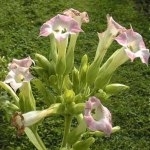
(0, 0), (150, 150)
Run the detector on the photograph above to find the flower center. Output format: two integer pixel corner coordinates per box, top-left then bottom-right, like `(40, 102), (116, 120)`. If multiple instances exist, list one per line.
(15, 73), (25, 83)
(55, 26), (67, 34)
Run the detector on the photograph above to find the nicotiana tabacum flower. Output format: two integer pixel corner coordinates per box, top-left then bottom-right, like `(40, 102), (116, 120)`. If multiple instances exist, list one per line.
(12, 104), (61, 135)
(62, 8), (89, 26)
(84, 97), (112, 136)
(4, 57), (34, 92)
(12, 110), (47, 135)
(39, 14), (83, 41)
(115, 28), (150, 64)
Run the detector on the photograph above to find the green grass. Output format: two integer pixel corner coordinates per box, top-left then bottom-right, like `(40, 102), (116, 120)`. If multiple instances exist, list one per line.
(0, 0), (150, 150)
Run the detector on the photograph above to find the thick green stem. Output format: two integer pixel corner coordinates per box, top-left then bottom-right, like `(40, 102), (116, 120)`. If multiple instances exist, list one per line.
(61, 115), (72, 148)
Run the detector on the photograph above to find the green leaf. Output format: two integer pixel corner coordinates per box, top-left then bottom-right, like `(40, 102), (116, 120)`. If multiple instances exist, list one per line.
(67, 118), (86, 146)
(32, 79), (56, 105)
(0, 81), (19, 106)
(25, 127), (47, 150)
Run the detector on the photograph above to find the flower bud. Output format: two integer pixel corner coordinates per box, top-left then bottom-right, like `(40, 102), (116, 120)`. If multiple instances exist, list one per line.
(35, 53), (54, 75)
(79, 54), (88, 89)
(63, 89), (75, 103)
(105, 84), (129, 95)
(72, 67), (79, 93)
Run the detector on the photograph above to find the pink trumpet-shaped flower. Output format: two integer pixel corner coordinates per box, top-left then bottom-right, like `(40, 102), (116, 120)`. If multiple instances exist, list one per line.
(84, 97), (112, 136)
(4, 68), (33, 92)
(115, 28), (150, 64)
(4, 57), (34, 91)
(39, 14), (83, 41)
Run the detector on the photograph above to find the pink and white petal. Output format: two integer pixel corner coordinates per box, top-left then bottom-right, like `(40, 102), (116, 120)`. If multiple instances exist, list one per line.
(124, 48), (136, 62)
(84, 115), (97, 131)
(4, 71), (16, 83)
(84, 97), (112, 135)
(24, 73), (34, 82)
(4, 76), (15, 84)
(53, 32), (69, 41)
(39, 23), (53, 36)
(107, 15), (125, 35)
(10, 81), (23, 92)
(84, 115), (112, 136)
(134, 49), (150, 64)
(11, 57), (33, 68)
(96, 118), (112, 136)
(115, 32), (128, 47)
(69, 21), (83, 33)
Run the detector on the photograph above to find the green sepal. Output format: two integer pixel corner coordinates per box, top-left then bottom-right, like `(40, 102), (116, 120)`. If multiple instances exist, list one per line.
(94, 89), (109, 100)
(87, 126), (120, 137)
(72, 103), (85, 115)
(72, 137), (95, 150)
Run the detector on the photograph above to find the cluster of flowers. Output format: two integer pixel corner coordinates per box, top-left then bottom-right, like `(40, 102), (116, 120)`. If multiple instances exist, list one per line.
(1, 8), (149, 150)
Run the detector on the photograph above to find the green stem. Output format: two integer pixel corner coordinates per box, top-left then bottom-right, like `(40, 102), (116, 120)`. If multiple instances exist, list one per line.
(57, 75), (63, 94)
(61, 115), (72, 148)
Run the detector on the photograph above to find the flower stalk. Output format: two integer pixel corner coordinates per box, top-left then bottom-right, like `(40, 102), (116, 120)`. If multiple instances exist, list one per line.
(61, 115), (72, 148)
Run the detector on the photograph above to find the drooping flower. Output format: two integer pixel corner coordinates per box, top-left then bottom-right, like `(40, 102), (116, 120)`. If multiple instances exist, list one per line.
(115, 28), (150, 64)
(84, 97), (112, 136)
(12, 104), (61, 135)
(12, 110), (47, 135)
(62, 8), (89, 26)
(39, 14), (83, 41)
(93, 15), (125, 65)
